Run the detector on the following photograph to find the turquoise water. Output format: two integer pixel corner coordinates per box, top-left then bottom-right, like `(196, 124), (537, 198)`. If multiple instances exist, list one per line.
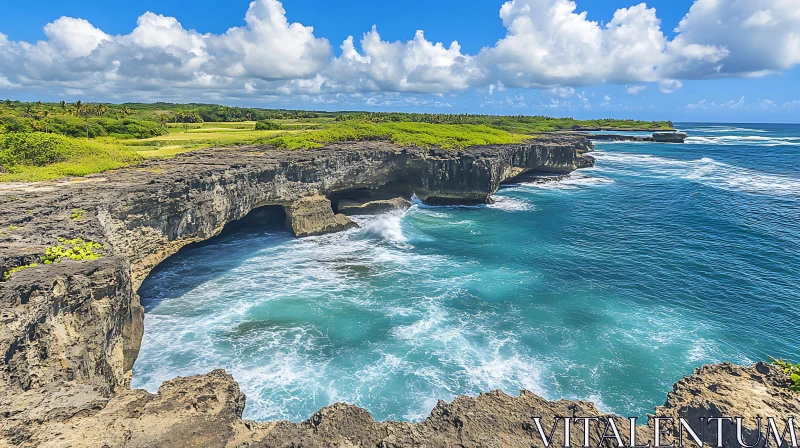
(133, 123), (800, 422)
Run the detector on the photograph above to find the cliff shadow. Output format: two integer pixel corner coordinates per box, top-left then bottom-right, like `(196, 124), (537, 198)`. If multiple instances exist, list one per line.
(329, 181), (414, 213)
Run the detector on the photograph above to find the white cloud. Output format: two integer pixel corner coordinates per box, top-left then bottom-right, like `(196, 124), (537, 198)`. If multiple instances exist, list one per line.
(626, 85), (647, 95)
(43, 17), (111, 58)
(658, 79), (683, 93)
(327, 27), (487, 93)
(479, 1), (670, 87)
(488, 81), (506, 95)
(0, 0), (332, 97)
(685, 96), (788, 111)
(603, 94), (611, 101)
(0, 0), (798, 100)
(663, 0), (800, 78)
(208, 0), (331, 80)
(547, 87), (575, 98)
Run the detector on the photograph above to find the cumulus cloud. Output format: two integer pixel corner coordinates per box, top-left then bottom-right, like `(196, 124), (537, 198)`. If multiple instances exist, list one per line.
(327, 26), (486, 93)
(548, 87), (575, 98)
(663, 0), (800, 78)
(0, 0), (332, 97)
(658, 79), (683, 93)
(626, 85), (647, 95)
(0, 0), (798, 100)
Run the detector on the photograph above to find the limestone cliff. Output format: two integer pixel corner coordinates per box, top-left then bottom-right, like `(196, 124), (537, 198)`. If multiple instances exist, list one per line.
(1, 137), (795, 447)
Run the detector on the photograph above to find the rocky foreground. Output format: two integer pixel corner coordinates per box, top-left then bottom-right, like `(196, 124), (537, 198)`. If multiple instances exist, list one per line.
(0, 137), (797, 447)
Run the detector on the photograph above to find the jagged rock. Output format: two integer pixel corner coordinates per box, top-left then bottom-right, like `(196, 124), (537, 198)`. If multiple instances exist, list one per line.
(283, 195), (358, 237)
(1, 370), (256, 448)
(653, 362), (800, 448)
(0, 257), (141, 397)
(653, 132), (688, 143)
(2, 364), (796, 447)
(587, 134), (655, 142)
(337, 197), (412, 215)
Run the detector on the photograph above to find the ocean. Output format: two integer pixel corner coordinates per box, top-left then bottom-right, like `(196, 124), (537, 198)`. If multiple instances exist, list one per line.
(132, 123), (800, 422)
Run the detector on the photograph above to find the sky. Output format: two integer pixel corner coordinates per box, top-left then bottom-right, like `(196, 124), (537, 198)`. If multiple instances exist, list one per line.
(0, 0), (798, 122)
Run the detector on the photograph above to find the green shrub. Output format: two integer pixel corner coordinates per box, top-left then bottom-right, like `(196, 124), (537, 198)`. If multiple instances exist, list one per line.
(42, 238), (103, 264)
(0, 133), (74, 166)
(1, 263), (38, 282)
(264, 121), (526, 150)
(255, 120), (284, 131)
(771, 357), (800, 391)
(70, 209), (85, 220)
(0, 238), (103, 281)
(0, 133), (144, 182)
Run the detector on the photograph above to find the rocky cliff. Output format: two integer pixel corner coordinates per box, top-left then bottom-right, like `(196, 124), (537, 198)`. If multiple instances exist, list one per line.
(0, 137), (796, 447)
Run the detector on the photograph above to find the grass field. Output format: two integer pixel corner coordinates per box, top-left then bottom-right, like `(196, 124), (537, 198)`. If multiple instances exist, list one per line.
(123, 122), (297, 158)
(125, 120), (526, 157)
(0, 101), (674, 182)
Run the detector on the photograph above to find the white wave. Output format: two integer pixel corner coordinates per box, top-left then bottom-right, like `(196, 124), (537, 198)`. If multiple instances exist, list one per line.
(687, 126), (767, 133)
(517, 172), (615, 190)
(355, 210), (408, 244)
(594, 151), (800, 196)
(486, 196), (535, 212)
(686, 135), (799, 146)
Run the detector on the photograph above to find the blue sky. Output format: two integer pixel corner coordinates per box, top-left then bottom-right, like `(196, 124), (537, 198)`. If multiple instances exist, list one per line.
(1, 0), (798, 122)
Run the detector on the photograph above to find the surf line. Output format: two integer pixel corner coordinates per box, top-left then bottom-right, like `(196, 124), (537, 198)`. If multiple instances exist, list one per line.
(530, 416), (798, 448)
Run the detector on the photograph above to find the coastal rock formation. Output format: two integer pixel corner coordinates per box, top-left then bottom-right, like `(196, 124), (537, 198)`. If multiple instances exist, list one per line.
(0, 138), (593, 411)
(0, 256), (142, 397)
(586, 132), (688, 143)
(2, 136), (795, 446)
(337, 197), (412, 215)
(655, 362), (800, 447)
(653, 132), (689, 143)
(2, 363), (796, 447)
(283, 195), (358, 237)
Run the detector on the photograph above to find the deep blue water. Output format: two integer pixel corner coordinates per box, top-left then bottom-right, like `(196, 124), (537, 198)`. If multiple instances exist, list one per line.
(133, 123), (800, 422)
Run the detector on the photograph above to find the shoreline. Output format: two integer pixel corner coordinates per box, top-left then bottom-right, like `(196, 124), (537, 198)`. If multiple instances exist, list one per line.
(0, 136), (796, 446)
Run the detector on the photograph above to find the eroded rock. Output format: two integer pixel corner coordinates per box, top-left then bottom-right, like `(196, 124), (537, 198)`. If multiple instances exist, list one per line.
(283, 195), (358, 237)
(337, 197), (412, 215)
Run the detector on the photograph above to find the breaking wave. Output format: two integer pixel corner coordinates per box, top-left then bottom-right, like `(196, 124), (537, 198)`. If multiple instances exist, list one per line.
(686, 135), (800, 146)
(594, 151), (800, 196)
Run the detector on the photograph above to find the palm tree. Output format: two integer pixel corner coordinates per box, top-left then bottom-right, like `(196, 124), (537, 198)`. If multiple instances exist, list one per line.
(74, 101), (90, 138)
(60, 100), (67, 112)
(41, 110), (50, 133)
(158, 113), (169, 129)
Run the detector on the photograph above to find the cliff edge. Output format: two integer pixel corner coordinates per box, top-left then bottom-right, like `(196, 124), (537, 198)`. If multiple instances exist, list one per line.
(0, 137), (796, 447)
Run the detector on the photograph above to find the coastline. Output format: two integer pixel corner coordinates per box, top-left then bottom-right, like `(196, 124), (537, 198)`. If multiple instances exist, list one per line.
(0, 135), (797, 446)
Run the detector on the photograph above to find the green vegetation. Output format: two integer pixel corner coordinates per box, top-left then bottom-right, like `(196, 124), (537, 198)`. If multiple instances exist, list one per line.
(0, 99), (672, 182)
(0, 133), (142, 182)
(771, 357), (800, 391)
(1, 263), (38, 281)
(70, 209), (85, 220)
(0, 238), (103, 281)
(255, 120), (284, 131)
(264, 121), (525, 150)
(41, 238), (103, 264)
(332, 112), (673, 133)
